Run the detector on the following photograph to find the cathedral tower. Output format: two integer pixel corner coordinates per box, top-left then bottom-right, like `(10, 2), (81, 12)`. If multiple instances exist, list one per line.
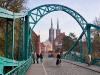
(56, 19), (60, 37)
(49, 18), (54, 43)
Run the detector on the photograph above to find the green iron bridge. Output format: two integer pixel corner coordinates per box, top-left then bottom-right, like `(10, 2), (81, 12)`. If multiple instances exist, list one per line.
(0, 4), (100, 75)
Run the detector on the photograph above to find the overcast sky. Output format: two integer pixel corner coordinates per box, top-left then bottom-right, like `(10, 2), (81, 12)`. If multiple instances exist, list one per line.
(27, 0), (100, 42)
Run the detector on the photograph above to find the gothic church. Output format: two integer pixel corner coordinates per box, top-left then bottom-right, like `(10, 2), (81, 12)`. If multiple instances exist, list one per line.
(49, 18), (60, 44)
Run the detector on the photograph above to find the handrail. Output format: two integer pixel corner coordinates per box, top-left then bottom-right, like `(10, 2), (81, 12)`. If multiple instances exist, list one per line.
(0, 7), (28, 18)
(5, 56), (32, 75)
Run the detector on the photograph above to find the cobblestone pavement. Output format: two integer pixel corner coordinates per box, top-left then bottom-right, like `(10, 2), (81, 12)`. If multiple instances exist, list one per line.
(43, 57), (100, 75)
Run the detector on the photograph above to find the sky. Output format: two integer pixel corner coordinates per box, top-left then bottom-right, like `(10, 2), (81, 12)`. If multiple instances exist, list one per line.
(27, 0), (100, 42)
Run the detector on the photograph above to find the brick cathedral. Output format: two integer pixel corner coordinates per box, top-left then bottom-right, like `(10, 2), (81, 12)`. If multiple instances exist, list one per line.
(49, 18), (65, 54)
(49, 18), (61, 43)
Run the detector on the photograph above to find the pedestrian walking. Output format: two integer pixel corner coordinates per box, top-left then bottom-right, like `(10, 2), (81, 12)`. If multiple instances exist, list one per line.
(86, 53), (91, 66)
(32, 52), (34, 63)
(33, 52), (36, 64)
(40, 53), (43, 63)
(36, 53), (40, 64)
(56, 52), (61, 66)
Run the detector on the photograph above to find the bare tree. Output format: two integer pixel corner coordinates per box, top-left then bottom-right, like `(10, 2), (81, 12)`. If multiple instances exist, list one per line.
(0, 0), (28, 12)
(91, 15), (100, 57)
(0, 0), (29, 57)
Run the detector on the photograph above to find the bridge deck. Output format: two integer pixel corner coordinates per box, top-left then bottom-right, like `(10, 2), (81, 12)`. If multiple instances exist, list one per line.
(25, 55), (100, 75)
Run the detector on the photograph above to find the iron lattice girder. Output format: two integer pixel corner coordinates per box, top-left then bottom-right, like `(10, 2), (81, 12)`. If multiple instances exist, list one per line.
(28, 4), (87, 31)
(0, 4), (100, 75)
(5, 18), (14, 59)
(0, 7), (27, 18)
(28, 4), (89, 55)
(18, 17), (24, 61)
(87, 23), (100, 29)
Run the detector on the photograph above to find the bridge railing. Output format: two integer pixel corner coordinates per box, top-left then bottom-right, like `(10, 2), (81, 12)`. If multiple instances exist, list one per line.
(62, 23), (100, 67)
(0, 7), (34, 75)
(5, 57), (33, 75)
(0, 4), (100, 74)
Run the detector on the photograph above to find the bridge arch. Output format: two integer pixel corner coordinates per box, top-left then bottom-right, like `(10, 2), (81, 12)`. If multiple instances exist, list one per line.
(28, 4), (88, 31)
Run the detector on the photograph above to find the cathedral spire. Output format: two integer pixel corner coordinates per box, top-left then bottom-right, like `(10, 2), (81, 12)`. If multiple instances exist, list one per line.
(56, 18), (60, 37)
(51, 18), (53, 28)
(57, 18), (59, 29)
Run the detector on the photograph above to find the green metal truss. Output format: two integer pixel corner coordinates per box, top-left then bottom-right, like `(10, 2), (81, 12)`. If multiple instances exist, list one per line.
(0, 4), (100, 75)
(5, 18), (14, 59)
(28, 4), (90, 51)
(28, 38), (33, 58)
(18, 17), (24, 61)
(23, 16), (30, 60)
(28, 4), (87, 31)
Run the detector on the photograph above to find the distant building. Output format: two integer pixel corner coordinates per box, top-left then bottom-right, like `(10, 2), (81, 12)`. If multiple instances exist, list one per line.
(49, 18), (61, 44)
(56, 19), (60, 37)
(41, 42), (46, 53)
(46, 44), (52, 53)
(31, 30), (38, 53)
(49, 18), (54, 44)
(54, 28), (56, 39)
(37, 35), (41, 53)
(53, 33), (65, 52)
(31, 29), (42, 54)
(41, 40), (52, 53)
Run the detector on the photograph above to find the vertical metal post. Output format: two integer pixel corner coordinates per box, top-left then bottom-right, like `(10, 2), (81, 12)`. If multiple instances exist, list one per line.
(80, 38), (82, 56)
(74, 46), (76, 55)
(28, 38), (31, 58)
(74, 46), (76, 61)
(5, 18), (14, 59)
(12, 19), (14, 60)
(23, 15), (29, 60)
(5, 18), (8, 58)
(87, 26), (91, 54)
(18, 17), (24, 61)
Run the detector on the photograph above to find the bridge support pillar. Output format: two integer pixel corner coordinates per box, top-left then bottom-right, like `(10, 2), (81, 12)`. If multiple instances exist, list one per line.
(87, 26), (91, 54)
(80, 38), (82, 56)
(18, 17), (24, 61)
(5, 18), (14, 59)
(23, 15), (29, 60)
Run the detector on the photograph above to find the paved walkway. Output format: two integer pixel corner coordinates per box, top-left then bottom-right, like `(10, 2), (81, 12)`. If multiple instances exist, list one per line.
(25, 55), (100, 75)
(62, 59), (100, 73)
(25, 63), (47, 75)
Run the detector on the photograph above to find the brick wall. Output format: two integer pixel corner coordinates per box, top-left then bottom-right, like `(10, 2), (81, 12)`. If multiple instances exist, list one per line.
(31, 30), (38, 53)
(53, 33), (65, 52)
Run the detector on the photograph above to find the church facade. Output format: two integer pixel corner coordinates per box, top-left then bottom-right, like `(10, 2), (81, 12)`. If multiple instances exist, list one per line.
(49, 18), (61, 44)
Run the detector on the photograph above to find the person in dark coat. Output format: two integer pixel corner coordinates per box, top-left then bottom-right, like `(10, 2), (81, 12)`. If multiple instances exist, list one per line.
(36, 53), (40, 64)
(56, 53), (61, 65)
(40, 53), (43, 63)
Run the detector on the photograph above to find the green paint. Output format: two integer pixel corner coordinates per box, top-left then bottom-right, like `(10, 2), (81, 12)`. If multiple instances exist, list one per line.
(5, 18), (14, 59)
(0, 4), (100, 75)
(87, 26), (91, 54)
(18, 17), (24, 61)
(80, 39), (82, 56)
